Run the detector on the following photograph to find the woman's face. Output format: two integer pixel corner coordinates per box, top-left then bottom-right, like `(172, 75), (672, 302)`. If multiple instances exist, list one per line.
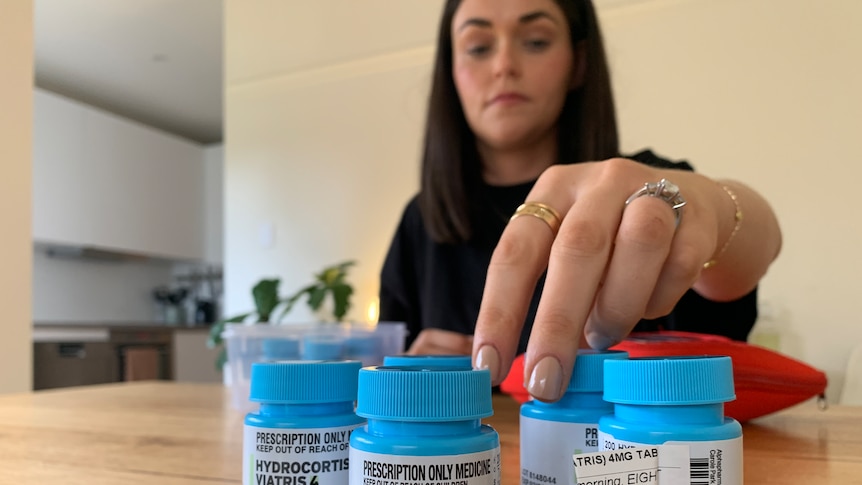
(451, 0), (577, 153)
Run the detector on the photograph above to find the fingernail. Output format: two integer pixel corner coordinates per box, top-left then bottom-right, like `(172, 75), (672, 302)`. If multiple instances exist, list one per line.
(586, 331), (616, 350)
(527, 356), (563, 402)
(474, 346), (501, 383)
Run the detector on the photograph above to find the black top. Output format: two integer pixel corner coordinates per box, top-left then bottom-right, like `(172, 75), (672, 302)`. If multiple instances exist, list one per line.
(379, 150), (757, 352)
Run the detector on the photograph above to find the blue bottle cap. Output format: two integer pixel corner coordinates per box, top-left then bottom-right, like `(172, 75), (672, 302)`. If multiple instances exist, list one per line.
(382, 355), (472, 369)
(567, 349), (629, 393)
(262, 338), (301, 360)
(249, 360), (362, 404)
(603, 356), (736, 405)
(356, 367), (493, 421)
(302, 334), (344, 360)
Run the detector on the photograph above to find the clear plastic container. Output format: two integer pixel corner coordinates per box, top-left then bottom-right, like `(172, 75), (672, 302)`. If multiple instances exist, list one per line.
(222, 321), (407, 412)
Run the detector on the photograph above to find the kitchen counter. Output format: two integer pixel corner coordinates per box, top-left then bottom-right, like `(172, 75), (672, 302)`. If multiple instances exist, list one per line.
(33, 324), (223, 389)
(32, 322), (211, 343)
(34, 320), (214, 328)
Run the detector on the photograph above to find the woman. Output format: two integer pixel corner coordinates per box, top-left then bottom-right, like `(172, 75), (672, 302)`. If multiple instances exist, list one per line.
(379, 0), (782, 402)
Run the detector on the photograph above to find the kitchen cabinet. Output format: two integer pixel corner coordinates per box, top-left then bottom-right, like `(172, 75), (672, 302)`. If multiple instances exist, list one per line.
(32, 324), (223, 387)
(33, 89), (207, 261)
(32, 324), (175, 390)
(33, 341), (117, 390)
(172, 329), (222, 383)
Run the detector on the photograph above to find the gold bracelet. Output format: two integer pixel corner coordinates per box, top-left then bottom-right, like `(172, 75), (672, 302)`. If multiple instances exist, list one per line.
(703, 184), (743, 269)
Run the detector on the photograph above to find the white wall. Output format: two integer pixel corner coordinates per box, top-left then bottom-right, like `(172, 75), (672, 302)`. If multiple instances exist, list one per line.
(31, 87), (224, 324)
(32, 143), (223, 324)
(0, 0), (34, 393)
(224, 0), (443, 321)
(32, 249), (174, 323)
(599, 0), (862, 401)
(32, 89), (208, 261)
(203, 144), (224, 265)
(225, 0), (862, 400)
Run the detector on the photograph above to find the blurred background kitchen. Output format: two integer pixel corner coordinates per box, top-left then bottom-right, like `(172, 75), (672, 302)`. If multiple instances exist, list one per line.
(29, 0), (224, 388)
(3, 0), (862, 400)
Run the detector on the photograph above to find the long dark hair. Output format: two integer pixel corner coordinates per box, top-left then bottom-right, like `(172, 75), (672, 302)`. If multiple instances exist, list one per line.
(418, 0), (619, 243)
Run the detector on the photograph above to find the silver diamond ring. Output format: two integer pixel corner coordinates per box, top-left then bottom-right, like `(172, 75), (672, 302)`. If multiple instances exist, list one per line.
(624, 178), (687, 226)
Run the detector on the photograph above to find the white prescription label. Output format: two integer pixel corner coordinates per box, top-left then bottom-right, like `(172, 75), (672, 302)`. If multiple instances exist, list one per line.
(598, 431), (742, 485)
(350, 447), (501, 485)
(572, 447), (661, 485)
(666, 439), (742, 485)
(243, 424), (358, 485)
(521, 416), (601, 485)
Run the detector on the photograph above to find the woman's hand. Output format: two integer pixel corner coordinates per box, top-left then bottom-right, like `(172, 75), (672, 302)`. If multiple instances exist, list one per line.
(472, 158), (780, 402)
(407, 328), (474, 356)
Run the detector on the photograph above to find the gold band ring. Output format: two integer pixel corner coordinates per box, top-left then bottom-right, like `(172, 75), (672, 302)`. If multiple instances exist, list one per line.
(509, 202), (562, 236)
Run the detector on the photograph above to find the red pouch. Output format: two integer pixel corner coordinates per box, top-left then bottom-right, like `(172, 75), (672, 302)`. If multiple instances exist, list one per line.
(499, 331), (827, 422)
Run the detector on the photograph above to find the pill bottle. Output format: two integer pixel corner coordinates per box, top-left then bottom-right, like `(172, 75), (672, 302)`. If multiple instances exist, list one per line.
(382, 354), (473, 368)
(243, 360), (364, 485)
(350, 366), (500, 485)
(599, 356), (742, 485)
(519, 350), (627, 485)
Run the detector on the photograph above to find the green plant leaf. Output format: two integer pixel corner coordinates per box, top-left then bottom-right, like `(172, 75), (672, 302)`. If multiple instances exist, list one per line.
(336, 260), (357, 271)
(276, 284), (317, 322)
(307, 286), (327, 311)
(207, 313), (251, 348)
(315, 260), (356, 285)
(215, 347), (227, 371)
(214, 262), (357, 369)
(207, 322), (223, 348)
(252, 279), (280, 322)
(331, 282), (354, 321)
(318, 268), (338, 285)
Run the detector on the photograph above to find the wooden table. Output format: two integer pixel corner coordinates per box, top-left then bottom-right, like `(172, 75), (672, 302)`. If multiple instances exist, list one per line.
(0, 382), (859, 484)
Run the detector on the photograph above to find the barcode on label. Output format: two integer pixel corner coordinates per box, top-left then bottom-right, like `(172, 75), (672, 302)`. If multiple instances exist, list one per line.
(690, 457), (708, 485)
